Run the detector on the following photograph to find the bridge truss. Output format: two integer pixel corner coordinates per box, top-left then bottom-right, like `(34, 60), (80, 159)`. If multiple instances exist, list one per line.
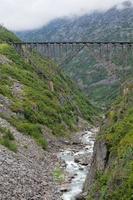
(13, 42), (133, 67)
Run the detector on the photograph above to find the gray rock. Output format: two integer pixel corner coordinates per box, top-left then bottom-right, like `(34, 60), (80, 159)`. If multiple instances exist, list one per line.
(0, 117), (62, 200)
(83, 140), (108, 192)
(76, 192), (87, 200)
(60, 184), (70, 192)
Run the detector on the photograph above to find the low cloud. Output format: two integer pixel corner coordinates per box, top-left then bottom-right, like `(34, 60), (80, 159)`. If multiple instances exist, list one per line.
(0, 0), (132, 31)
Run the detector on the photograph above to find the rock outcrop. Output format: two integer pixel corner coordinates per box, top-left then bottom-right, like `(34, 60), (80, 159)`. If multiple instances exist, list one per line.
(84, 140), (108, 192)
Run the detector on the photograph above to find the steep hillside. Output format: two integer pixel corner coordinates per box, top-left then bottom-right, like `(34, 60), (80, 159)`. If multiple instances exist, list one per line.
(0, 25), (20, 43)
(0, 27), (98, 199)
(0, 27), (96, 151)
(16, 1), (133, 108)
(84, 82), (133, 200)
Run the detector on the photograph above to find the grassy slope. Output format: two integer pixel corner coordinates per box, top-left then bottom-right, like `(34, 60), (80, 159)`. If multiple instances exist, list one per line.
(0, 26), (20, 43)
(0, 27), (97, 150)
(87, 83), (133, 200)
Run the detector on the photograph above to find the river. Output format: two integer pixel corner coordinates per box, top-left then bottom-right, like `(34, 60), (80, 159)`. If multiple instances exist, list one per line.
(58, 127), (98, 200)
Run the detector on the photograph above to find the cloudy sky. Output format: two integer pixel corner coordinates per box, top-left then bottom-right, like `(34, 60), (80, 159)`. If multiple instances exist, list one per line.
(0, 0), (131, 31)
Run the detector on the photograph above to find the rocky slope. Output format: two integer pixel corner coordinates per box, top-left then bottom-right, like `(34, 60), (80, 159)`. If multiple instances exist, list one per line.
(16, 1), (133, 108)
(0, 27), (97, 199)
(83, 82), (133, 200)
(0, 116), (62, 200)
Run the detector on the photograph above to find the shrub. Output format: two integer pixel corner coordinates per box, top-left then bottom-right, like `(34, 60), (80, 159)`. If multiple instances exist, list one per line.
(0, 127), (17, 152)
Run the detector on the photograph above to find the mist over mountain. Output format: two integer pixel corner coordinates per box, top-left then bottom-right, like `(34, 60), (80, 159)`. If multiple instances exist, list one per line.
(0, 1), (133, 200)
(1, 0), (132, 31)
(16, 1), (133, 108)
(16, 1), (133, 42)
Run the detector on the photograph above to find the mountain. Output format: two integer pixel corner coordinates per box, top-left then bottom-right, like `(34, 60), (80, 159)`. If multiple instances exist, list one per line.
(0, 26), (97, 149)
(16, 1), (133, 108)
(1, 4), (133, 199)
(16, 1), (133, 42)
(84, 81), (133, 200)
(0, 27), (97, 198)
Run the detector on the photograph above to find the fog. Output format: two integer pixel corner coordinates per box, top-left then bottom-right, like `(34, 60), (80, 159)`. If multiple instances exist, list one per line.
(0, 0), (132, 31)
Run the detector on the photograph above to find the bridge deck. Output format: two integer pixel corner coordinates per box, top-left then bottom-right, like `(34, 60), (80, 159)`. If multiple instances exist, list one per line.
(13, 42), (133, 45)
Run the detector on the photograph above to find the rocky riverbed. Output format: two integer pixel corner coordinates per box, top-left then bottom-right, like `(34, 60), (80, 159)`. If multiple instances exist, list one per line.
(0, 115), (98, 200)
(58, 127), (98, 200)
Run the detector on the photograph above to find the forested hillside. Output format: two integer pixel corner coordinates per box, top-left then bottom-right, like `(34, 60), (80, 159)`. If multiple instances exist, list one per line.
(16, 1), (133, 108)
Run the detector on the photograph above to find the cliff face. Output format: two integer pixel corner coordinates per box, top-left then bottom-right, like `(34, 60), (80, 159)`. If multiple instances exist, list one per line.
(84, 141), (108, 192)
(84, 83), (133, 200)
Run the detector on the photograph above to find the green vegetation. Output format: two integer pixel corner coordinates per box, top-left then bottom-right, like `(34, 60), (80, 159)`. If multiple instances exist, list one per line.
(0, 27), (97, 151)
(16, 6), (133, 108)
(53, 166), (65, 182)
(0, 26), (20, 43)
(0, 127), (17, 152)
(65, 46), (133, 109)
(87, 84), (133, 200)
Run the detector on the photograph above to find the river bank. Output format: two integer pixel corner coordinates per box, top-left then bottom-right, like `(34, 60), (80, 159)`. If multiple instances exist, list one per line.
(0, 116), (98, 200)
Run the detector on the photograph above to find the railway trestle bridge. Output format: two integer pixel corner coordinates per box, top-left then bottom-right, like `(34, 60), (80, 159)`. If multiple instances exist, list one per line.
(12, 42), (133, 66)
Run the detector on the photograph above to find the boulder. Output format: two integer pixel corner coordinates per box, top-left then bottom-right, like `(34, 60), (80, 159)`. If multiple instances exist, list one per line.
(60, 184), (70, 192)
(76, 192), (87, 200)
